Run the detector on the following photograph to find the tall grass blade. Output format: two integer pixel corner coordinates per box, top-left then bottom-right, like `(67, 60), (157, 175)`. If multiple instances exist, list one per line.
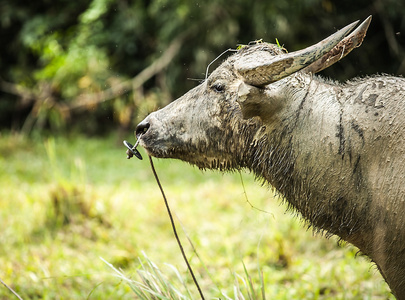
(0, 277), (23, 300)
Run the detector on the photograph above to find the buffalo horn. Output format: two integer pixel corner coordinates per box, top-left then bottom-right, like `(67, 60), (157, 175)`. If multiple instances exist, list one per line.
(235, 20), (360, 86)
(304, 16), (372, 74)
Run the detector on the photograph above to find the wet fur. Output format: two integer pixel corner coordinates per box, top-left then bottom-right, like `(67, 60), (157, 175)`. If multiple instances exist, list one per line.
(138, 43), (405, 298)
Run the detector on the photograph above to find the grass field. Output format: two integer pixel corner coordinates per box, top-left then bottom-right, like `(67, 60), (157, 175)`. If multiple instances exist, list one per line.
(0, 131), (394, 299)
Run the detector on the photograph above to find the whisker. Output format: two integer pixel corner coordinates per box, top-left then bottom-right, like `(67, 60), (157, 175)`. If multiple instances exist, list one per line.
(205, 48), (237, 80)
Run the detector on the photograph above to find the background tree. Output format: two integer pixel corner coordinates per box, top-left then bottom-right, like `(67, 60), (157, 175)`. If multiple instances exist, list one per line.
(0, 0), (403, 134)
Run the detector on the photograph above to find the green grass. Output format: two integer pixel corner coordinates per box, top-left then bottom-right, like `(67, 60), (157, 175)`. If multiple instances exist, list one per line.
(0, 131), (394, 299)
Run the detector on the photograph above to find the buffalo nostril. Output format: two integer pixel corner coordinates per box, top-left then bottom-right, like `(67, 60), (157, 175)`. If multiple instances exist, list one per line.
(136, 121), (150, 138)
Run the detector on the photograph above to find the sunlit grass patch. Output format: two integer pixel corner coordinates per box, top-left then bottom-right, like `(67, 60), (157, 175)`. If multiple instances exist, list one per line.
(0, 132), (394, 299)
(102, 253), (267, 300)
(102, 253), (194, 300)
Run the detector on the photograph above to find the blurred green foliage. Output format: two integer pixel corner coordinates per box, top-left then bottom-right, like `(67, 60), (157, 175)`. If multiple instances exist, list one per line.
(0, 0), (404, 133)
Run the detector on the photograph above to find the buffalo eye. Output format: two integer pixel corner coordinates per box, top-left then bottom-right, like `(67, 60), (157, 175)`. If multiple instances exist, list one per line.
(211, 82), (225, 93)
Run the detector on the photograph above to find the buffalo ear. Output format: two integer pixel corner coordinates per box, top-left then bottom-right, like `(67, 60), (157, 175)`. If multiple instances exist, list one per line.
(237, 82), (262, 120)
(235, 20), (359, 87)
(237, 82), (279, 121)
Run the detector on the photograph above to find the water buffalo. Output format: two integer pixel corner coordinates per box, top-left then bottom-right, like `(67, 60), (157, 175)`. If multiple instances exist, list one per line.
(135, 17), (405, 298)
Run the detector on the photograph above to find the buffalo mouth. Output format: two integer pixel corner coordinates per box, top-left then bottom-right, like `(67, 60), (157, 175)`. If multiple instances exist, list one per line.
(135, 118), (194, 160)
(135, 119), (165, 158)
(135, 126), (184, 160)
(137, 132), (241, 171)
(137, 134), (169, 159)
(134, 126), (234, 169)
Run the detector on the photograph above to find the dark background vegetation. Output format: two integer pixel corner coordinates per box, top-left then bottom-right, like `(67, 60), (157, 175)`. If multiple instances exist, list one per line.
(1, 0), (404, 135)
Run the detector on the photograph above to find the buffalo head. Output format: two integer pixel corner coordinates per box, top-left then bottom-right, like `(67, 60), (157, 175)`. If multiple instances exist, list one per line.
(135, 19), (368, 172)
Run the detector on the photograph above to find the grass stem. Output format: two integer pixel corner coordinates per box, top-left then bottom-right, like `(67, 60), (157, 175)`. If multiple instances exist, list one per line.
(148, 156), (205, 300)
(0, 277), (23, 300)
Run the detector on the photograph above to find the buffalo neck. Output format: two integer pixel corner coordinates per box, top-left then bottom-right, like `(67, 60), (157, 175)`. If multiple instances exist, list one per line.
(245, 75), (375, 249)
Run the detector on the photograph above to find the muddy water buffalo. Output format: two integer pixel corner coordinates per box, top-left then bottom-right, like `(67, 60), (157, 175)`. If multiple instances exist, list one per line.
(135, 17), (405, 298)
